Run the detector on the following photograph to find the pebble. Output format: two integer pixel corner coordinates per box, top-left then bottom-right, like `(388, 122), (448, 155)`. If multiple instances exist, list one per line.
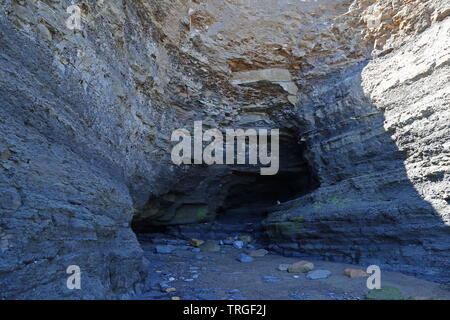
(236, 253), (254, 263)
(277, 264), (290, 271)
(343, 268), (369, 278)
(191, 248), (201, 253)
(233, 240), (245, 249)
(306, 270), (331, 280)
(194, 254), (205, 260)
(160, 283), (176, 293)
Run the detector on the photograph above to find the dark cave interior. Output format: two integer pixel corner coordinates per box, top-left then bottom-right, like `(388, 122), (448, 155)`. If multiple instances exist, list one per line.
(216, 134), (319, 225)
(131, 132), (319, 235)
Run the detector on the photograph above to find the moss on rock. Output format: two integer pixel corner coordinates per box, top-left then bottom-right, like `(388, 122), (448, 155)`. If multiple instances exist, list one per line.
(365, 286), (404, 300)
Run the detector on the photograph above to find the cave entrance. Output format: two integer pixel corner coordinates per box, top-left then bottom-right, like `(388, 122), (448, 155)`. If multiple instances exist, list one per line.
(216, 171), (313, 225)
(215, 132), (319, 226)
(131, 131), (319, 241)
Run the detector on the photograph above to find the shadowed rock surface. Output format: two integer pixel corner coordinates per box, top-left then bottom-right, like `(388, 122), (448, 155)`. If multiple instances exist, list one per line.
(0, 0), (448, 298)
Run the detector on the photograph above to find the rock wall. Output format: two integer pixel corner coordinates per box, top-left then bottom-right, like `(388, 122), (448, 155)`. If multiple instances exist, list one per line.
(0, 0), (210, 298)
(264, 5), (450, 282)
(0, 0), (448, 298)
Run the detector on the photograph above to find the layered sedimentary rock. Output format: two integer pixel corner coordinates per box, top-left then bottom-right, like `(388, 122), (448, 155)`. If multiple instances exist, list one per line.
(0, 0), (448, 299)
(264, 2), (450, 283)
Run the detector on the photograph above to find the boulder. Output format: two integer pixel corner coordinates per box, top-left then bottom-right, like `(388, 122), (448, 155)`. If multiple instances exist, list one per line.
(288, 261), (314, 273)
(306, 270), (331, 280)
(343, 268), (369, 278)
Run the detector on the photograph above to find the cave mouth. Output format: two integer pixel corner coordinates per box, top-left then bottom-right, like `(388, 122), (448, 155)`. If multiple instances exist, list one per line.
(215, 171), (314, 225)
(131, 131), (319, 239)
(215, 134), (319, 226)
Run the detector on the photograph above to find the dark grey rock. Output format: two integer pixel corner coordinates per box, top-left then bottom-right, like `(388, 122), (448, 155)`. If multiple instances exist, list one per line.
(0, 0), (448, 300)
(236, 253), (254, 263)
(306, 270), (332, 280)
(233, 241), (245, 249)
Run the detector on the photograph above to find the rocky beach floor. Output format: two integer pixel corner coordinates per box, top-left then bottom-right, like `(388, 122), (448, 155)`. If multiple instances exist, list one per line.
(135, 228), (450, 301)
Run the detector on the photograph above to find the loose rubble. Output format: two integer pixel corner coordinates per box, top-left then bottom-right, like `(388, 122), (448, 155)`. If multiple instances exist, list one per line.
(137, 232), (450, 300)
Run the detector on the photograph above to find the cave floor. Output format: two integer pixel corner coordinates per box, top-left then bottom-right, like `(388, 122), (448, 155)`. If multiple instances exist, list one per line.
(135, 233), (450, 300)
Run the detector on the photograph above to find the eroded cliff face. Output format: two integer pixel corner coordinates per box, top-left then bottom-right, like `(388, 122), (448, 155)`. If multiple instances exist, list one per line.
(264, 20), (450, 281)
(0, 0), (448, 298)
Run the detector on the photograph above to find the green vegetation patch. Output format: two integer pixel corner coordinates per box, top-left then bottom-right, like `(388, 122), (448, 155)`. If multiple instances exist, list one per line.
(365, 286), (404, 300)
